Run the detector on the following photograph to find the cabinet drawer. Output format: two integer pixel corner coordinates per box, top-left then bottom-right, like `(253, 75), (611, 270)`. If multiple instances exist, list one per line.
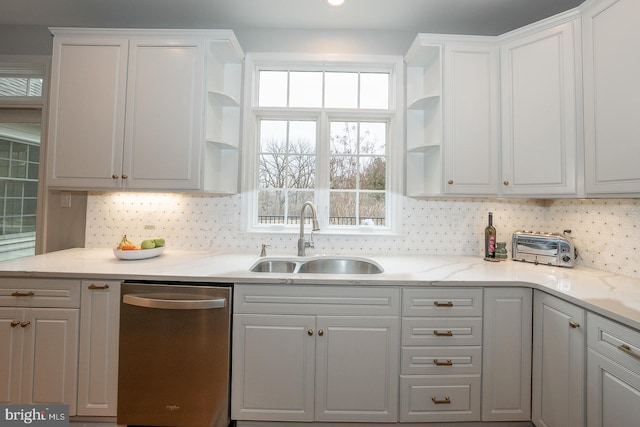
(402, 317), (482, 346)
(403, 288), (483, 317)
(0, 278), (81, 308)
(588, 312), (640, 375)
(234, 284), (400, 316)
(400, 374), (481, 422)
(402, 346), (481, 375)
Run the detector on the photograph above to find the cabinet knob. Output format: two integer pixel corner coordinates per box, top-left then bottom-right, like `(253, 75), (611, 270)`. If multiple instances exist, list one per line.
(318, 329), (324, 336)
(503, 180), (510, 186)
(448, 180), (454, 185)
(20, 321), (31, 328)
(122, 174), (128, 180)
(307, 329), (314, 336)
(569, 321), (580, 329)
(112, 174), (119, 180)
(10, 320), (21, 328)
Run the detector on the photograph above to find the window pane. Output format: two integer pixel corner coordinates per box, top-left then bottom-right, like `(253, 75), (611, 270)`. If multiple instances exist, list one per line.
(360, 193), (386, 226)
(289, 72), (322, 108)
(329, 192), (356, 225)
(360, 156), (386, 190)
(288, 155), (315, 189)
(259, 120), (287, 152)
(330, 155), (357, 190)
(360, 122), (386, 155)
(330, 121), (357, 154)
(258, 189), (285, 224)
(289, 191), (315, 225)
(360, 73), (389, 109)
(258, 71), (288, 107)
(325, 72), (358, 108)
(259, 154), (287, 188)
(288, 121), (316, 154)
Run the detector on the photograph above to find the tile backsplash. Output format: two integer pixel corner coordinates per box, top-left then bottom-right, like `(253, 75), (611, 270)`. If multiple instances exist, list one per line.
(85, 193), (640, 279)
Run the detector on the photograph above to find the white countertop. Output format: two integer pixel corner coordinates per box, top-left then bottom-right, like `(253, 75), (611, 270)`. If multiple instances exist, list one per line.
(1, 248), (640, 330)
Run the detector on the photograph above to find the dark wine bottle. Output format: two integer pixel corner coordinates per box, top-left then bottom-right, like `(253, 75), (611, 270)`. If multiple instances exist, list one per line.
(485, 212), (496, 258)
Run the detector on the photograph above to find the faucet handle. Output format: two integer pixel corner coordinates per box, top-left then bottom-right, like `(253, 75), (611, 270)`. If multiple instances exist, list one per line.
(260, 244), (271, 257)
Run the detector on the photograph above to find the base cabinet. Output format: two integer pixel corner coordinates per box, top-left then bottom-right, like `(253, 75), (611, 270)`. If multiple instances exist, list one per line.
(532, 291), (585, 427)
(77, 280), (121, 416)
(0, 278), (80, 414)
(482, 287), (532, 421)
(587, 312), (640, 427)
(232, 285), (400, 423)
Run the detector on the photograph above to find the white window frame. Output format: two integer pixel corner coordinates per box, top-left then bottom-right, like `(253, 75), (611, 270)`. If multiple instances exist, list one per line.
(240, 52), (404, 235)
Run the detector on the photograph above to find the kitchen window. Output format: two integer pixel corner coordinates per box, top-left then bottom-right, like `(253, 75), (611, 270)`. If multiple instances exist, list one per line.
(242, 53), (404, 234)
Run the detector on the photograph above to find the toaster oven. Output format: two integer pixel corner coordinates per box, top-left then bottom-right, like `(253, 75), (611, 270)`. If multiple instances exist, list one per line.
(512, 231), (577, 267)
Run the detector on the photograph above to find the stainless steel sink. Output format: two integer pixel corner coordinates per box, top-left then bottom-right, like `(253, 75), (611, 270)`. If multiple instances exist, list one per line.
(249, 256), (383, 274)
(249, 260), (297, 273)
(296, 258), (383, 274)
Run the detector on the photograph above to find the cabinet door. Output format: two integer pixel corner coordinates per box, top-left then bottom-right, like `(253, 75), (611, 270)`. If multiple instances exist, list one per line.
(583, 0), (640, 195)
(21, 308), (79, 415)
(77, 280), (120, 416)
(500, 20), (578, 196)
(587, 349), (640, 427)
(123, 37), (205, 190)
(443, 42), (499, 195)
(482, 288), (532, 421)
(315, 316), (399, 422)
(532, 291), (585, 427)
(231, 314), (315, 421)
(47, 36), (128, 188)
(0, 308), (25, 404)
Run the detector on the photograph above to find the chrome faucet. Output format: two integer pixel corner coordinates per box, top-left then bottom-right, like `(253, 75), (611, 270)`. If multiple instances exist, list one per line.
(297, 201), (320, 256)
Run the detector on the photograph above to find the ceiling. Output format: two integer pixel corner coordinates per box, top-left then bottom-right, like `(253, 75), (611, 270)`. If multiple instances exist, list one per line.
(1, 0), (585, 36)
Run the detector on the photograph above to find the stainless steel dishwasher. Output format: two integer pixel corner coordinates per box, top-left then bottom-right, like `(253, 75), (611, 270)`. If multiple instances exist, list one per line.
(117, 282), (232, 427)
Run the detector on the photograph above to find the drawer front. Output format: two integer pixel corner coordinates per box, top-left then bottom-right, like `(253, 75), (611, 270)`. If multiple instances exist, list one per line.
(402, 346), (482, 375)
(234, 284), (400, 315)
(0, 278), (81, 308)
(588, 312), (640, 375)
(403, 288), (483, 317)
(400, 374), (481, 422)
(402, 317), (482, 346)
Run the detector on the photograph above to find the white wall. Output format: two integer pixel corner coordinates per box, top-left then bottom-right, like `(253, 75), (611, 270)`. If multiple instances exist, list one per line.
(84, 193), (640, 280)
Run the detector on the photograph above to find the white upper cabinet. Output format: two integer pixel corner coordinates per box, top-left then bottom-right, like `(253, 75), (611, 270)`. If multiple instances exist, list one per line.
(443, 41), (499, 195)
(499, 17), (580, 196)
(47, 28), (243, 193)
(582, 0), (640, 195)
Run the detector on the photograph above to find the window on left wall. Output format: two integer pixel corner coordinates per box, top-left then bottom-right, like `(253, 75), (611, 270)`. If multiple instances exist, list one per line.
(0, 59), (46, 261)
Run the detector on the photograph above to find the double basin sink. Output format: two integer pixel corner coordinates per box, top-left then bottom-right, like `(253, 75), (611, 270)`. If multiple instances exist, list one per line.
(250, 256), (384, 275)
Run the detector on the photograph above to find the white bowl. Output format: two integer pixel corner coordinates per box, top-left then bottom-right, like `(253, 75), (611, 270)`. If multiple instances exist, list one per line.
(113, 246), (165, 260)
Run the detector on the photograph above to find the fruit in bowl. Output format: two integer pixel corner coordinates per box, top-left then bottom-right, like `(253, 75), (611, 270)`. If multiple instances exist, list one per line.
(114, 235), (166, 260)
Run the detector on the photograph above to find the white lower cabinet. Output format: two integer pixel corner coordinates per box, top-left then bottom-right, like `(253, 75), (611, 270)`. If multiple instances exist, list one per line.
(482, 287), (532, 421)
(532, 291), (585, 427)
(400, 288), (483, 422)
(587, 312), (640, 427)
(231, 285), (400, 423)
(0, 278), (80, 414)
(77, 280), (121, 416)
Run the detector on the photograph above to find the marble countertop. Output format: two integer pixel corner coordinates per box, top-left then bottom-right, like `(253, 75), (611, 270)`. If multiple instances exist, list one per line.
(1, 248), (639, 330)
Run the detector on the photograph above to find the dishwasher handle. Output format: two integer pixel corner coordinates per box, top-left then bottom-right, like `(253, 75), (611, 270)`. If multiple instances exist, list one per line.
(123, 294), (227, 310)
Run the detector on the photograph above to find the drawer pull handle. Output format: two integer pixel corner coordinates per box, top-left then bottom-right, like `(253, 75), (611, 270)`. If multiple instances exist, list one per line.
(434, 301), (453, 307)
(10, 320), (21, 327)
(433, 330), (453, 337)
(569, 321), (580, 329)
(88, 284), (110, 290)
(619, 344), (640, 361)
(432, 396), (451, 405)
(433, 359), (453, 366)
(11, 291), (35, 297)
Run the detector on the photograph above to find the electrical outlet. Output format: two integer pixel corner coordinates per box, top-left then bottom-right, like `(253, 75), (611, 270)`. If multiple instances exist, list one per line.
(60, 192), (72, 208)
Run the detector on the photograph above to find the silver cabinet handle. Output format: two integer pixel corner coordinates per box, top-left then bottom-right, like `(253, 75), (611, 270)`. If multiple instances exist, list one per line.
(569, 321), (580, 329)
(123, 294), (226, 310)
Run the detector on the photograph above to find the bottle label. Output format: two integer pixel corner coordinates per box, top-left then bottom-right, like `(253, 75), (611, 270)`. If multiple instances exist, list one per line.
(488, 236), (496, 254)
